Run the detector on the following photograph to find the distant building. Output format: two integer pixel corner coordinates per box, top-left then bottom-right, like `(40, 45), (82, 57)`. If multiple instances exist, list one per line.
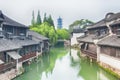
(71, 27), (85, 45)
(57, 16), (62, 29)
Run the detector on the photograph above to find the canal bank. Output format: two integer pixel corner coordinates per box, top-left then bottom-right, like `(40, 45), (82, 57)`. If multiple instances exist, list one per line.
(13, 47), (119, 80)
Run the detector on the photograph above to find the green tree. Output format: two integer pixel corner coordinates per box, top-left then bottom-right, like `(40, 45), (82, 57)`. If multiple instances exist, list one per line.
(43, 13), (47, 22)
(49, 28), (58, 45)
(57, 29), (70, 40)
(31, 10), (35, 26)
(36, 10), (42, 25)
(30, 22), (58, 45)
(69, 19), (94, 32)
(47, 15), (54, 27)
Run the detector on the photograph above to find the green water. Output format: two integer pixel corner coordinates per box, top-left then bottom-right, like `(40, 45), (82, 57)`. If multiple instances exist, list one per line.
(13, 47), (119, 80)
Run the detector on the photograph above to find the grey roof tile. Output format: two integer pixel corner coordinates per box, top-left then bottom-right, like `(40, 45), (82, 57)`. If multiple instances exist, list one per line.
(77, 34), (95, 43)
(97, 35), (120, 47)
(0, 11), (28, 28)
(87, 12), (120, 29)
(11, 39), (39, 47)
(0, 39), (21, 52)
(27, 30), (49, 41)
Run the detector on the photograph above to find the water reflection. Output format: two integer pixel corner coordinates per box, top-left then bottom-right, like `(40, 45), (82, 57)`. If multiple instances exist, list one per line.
(14, 48), (118, 80)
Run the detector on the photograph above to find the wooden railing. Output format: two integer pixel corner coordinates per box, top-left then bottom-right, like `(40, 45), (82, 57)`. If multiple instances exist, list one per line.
(0, 62), (16, 73)
(81, 49), (97, 59)
(19, 52), (36, 62)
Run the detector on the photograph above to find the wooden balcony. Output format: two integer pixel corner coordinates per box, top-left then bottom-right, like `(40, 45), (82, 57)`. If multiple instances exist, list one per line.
(81, 49), (97, 59)
(19, 52), (36, 62)
(0, 62), (16, 73)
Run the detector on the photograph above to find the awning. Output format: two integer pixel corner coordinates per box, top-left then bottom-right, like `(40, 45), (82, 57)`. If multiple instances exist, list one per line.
(7, 51), (22, 60)
(0, 59), (4, 64)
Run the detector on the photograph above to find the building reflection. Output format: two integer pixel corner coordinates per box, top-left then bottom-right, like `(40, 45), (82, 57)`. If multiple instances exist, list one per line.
(70, 49), (118, 80)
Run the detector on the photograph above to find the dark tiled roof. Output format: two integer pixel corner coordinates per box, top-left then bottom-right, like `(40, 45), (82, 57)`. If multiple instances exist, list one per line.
(27, 30), (49, 41)
(0, 11), (28, 28)
(97, 35), (120, 47)
(0, 11), (4, 22)
(77, 34), (109, 43)
(0, 39), (21, 52)
(105, 12), (120, 22)
(110, 20), (120, 26)
(87, 12), (120, 29)
(87, 19), (106, 29)
(73, 28), (85, 33)
(0, 37), (39, 52)
(3, 15), (28, 28)
(11, 39), (39, 47)
(77, 34), (95, 43)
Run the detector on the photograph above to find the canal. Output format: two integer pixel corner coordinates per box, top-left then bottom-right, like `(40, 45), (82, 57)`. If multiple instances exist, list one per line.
(13, 47), (119, 80)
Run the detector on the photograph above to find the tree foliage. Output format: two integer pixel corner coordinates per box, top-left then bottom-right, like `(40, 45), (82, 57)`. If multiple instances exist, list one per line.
(43, 13), (47, 23)
(31, 10), (35, 26)
(30, 22), (70, 46)
(69, 19), (94, 32)
(36, 10), (42, 25)
(30, 11), (70, 45)
(57, 29), (70, 40)
(47, 15), (54, 27)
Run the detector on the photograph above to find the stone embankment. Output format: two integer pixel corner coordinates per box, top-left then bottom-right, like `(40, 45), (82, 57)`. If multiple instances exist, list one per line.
(0, 69), (17, 80)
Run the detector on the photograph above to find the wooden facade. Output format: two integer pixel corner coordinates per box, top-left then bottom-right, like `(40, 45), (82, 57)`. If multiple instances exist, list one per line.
(0, 51), (17, 73)
(88, 27), (109, 36)
(111, 24), (120, 34)
(42, 40), (49, 52)
(100, 46), (120, 59)
(19, 52), (36, 62)
(77, 12), (120, 76)
(3, 25), (27, 36)
(0, 11), (49, 74)
(81, 43), (97, 59)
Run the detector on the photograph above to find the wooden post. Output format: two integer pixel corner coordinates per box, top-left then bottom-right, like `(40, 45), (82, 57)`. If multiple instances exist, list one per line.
(97, 45), (100, 62)
(16, 59), (19, 74)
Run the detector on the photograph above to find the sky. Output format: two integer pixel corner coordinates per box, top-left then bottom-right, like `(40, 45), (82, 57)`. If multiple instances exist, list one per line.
(0, 0), (120, 28)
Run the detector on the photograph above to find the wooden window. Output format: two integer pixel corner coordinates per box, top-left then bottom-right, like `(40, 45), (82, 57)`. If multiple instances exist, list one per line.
(110, 47), (116, 57)
(88, 44), (96, 53)
(100, 29), (107, 35)
(19, 48), (25, 56)
(116, 48), (120, 58)
(24, 47), (29, 54)
(101, 46), (110, 55)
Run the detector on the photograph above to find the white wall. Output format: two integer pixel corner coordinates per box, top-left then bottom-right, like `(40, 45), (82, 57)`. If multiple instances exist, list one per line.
(71, 33), (84, 45)
(100, 54), (120, 70)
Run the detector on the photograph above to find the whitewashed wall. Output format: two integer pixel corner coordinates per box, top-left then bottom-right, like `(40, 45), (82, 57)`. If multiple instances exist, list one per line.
(71, 33), (84, 45)
(100, 54), (120, 70)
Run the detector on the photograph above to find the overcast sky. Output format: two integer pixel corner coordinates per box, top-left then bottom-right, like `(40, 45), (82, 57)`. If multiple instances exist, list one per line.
(0, 0), (120, 28)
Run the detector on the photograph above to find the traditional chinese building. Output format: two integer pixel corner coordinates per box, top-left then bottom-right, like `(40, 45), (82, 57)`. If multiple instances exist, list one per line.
(0, 11), (49, 76)
(27, 30), (50, 54)
(77, 12), (120, 76)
